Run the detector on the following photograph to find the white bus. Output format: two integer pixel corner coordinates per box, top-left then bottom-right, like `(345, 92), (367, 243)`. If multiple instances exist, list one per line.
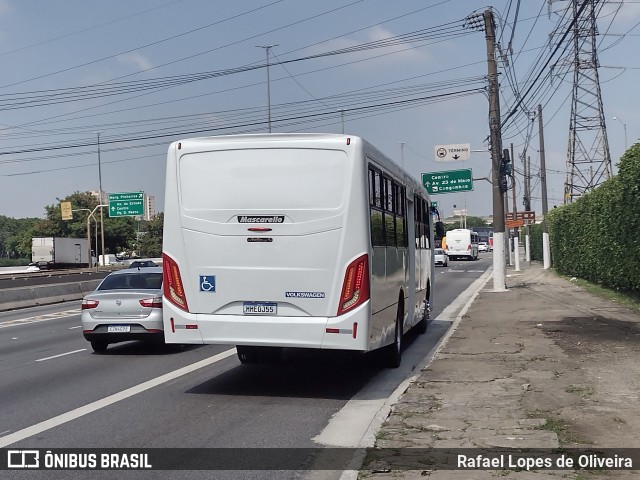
(445, 228), (479, 261)
(162, 134), (442, 367)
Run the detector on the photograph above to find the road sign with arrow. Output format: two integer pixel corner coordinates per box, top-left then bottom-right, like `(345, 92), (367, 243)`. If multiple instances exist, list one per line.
(434, 143), (471, 162)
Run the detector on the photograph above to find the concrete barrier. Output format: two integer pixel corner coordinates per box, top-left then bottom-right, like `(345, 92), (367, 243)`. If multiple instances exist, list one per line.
(0, 279), (102, 312)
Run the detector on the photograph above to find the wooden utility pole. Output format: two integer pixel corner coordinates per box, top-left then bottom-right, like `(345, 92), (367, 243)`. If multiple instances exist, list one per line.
(485, 8), (506, 291)
(511, 143), (520, 271)
(538, 104), (551, 269)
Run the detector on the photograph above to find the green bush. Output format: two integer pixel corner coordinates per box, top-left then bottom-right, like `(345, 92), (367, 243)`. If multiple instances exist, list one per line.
(0, 258), (31, 267)
(547, 144), (640, 293)
(528, 223), (543, 262)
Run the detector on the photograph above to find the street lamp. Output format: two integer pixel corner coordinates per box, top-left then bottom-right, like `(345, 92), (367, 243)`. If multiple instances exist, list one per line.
(256, 44), (278, 133)
(612, 116), (628, 151)
(96, 132), (105, 266)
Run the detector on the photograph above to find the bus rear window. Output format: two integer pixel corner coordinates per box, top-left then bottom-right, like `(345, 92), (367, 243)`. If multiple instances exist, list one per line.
(179, 148), (347, 211)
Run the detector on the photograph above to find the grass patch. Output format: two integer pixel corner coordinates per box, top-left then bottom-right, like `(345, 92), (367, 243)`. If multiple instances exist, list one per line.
(528, 411), (587, 446)
(562, 275), (640, 314)
(375, 430), (390, 440)
(565, 384), (595, 399)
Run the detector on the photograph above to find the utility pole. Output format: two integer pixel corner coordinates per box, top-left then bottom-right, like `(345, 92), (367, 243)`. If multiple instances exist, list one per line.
(504, 182), (511, 266)
(524, 155), (531, 263)
(97, 132), (105, 267)
(511, 143), (520, 270)
(256, 44), (278, 133)
(538, 104), (551, 269)
(485, 8), (506, 292)
(399, 142), (405, 169)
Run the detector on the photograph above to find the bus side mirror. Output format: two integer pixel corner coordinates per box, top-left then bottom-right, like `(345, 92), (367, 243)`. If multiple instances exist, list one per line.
(435, 221), (445, 238)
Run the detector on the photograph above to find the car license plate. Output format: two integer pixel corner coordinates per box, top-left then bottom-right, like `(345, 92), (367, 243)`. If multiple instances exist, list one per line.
(243, 302), (277, 315)
(107, 325), (131, 333)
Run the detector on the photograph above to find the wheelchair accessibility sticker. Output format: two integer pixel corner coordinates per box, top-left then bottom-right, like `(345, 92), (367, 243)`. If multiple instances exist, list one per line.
(199, 275), (216, 292)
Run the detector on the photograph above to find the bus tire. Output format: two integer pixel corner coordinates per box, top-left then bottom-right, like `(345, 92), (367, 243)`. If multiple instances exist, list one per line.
(416, 304), (429, 335)
(415, 289), (430, 335)
(386, 302), (403, 368)
(237, 345), (259, 364)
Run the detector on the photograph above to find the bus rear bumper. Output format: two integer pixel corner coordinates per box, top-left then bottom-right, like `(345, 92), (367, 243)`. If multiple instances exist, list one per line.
(162, 301), (370, 351)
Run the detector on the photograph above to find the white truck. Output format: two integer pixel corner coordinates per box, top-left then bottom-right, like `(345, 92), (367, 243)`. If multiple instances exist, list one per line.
(31, 237), (90, 269)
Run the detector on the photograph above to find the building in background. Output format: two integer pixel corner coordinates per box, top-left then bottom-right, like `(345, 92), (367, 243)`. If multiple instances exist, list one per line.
(89, 190), (106, 204)
(143, 194), (156, 221)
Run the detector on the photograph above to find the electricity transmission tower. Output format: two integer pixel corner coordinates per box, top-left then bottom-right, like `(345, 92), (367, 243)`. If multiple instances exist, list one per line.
(563, 0), (612, 203)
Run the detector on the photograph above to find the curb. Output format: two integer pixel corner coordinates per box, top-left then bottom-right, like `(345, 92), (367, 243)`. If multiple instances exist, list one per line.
(337, 267), (494, 480)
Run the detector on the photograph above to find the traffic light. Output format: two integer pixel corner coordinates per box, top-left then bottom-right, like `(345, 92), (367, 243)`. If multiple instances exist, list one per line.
(499, 149), (511, 193)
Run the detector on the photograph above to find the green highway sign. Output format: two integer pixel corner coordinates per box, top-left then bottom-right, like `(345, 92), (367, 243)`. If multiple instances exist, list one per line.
(422, 169), (473, 195)
(109, 192), (145, 217)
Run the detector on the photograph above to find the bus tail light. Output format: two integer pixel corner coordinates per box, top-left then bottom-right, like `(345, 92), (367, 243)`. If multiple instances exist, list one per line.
(163, 253), (189, 312)
(337, 254), (369, 316)
(467, 244), (471, 251)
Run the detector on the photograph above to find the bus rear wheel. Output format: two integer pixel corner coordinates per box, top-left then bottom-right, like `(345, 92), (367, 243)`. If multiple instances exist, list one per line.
(386, 304), (403, 368)
(237, 345), (259, 364)
(237, 345), (283, 364)
(416, 286), (430, 334)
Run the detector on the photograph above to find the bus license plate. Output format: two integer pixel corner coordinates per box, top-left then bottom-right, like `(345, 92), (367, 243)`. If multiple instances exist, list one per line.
(243, 302), (277, 315)
(107, 325), (130, 333)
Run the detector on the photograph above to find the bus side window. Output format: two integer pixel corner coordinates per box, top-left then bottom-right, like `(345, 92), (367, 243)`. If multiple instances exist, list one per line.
(371, 210), (384, 246)
(423, 199), (431, 249)
(385, 212), (396, 246)
(383, 178), (394, 246)
(368, 169), (375, 205)
(373, 170), (382, 208)
(369, 167), (384, 246)
(396, 215), (406, 247)
(414, 195), (422, 248)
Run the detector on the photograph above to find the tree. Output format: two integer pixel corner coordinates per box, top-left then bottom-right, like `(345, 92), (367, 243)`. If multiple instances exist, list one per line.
(465, 216), (490, 228)
(137, 213), (164, 258)
(34, 191), (136, 256)
(0, 216), (39, 259)
(444, 216), (489, 232)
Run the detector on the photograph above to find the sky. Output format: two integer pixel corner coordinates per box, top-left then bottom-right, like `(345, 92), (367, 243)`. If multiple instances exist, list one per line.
(0, 0), (637, 220)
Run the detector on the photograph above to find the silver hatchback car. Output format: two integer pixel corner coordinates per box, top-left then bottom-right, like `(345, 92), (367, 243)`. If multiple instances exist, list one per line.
(82, 267), (164, 352)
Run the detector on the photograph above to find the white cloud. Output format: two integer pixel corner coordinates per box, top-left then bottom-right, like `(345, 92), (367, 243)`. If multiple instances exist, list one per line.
(117, 51), (153, 72)
(305, 25), (429, 69)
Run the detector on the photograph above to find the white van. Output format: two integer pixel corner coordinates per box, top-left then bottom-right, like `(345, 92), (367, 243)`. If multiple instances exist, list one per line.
(445, 229), (478, 261)
(161, 134), (438, 367)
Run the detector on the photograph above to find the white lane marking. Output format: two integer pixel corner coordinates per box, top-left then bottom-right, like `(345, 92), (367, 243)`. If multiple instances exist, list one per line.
(35, 349), (87, 362)
(68, 326), (82, 330)
(0, 309), (80, 329)
(445, 269), (486, 273)
(0, 348), (237, 448)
